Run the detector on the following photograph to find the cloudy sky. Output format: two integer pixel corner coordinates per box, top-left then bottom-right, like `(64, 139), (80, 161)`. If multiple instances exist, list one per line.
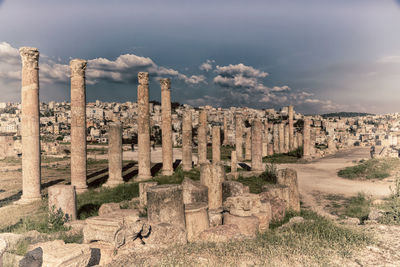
(1, 0), (400, 114)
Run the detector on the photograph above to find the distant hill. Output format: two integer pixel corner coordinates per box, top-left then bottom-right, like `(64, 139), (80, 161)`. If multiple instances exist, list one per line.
(320, 112), (374, 118)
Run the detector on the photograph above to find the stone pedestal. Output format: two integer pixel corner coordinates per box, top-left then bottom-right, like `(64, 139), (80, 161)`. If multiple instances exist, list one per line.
(137, 72), (152, 181)
(139, 182), (158, 206)
(160, 78), (173, 176)
(212, 126), (221, 163)
(288, 105), (294, 150)
(251, 119), (263, 171)
(200, 163), (225, 210)
(147, 184), (185, 228)
(70, 59), (88, 193)
(19, 47), (41, 204)
(198, 110), (208, 165)
(235, 114), (243, 161)
(182, 111), (193, 171)
(48, 185), (77, 221)
(185, 202), (209, 242)
(303, 117), (311, 159)
(245, 129), (251, 161)
(104, 122), (123, 187)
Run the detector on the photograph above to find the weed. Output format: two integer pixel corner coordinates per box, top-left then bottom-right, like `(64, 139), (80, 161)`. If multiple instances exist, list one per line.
(338, 158), (400, 179)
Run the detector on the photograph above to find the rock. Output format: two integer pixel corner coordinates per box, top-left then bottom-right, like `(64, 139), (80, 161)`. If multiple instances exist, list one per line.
(89, 242), (114, 266)
(276, 168), (300, 212)
(208, 208), (223, 227)
(223, 193), (262, 217)
(368, 208), (383, 221)
(223, 213), (259, 237)
(260, 194), (286, 222)
(280, 216), (305, 228)
(185, 202), (209, 242)
(98, 202), (121, 216)
(139, 182), (158, 206)
(182, 177), (208, 205)
(222, 181), (248, 202)
(144, 222), (187, 247)
(0, 233), (24, 249)
(0, 238), (6, 257)
(19, 247), (42, 267)
(198, 224), (244, 243)
(261, 184), (290, 210)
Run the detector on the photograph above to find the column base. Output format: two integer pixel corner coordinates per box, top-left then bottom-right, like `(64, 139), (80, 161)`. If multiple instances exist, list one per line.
(136, 175), (153, 182)
(182, 166), (192, 172)
(161, 169), (173, 176)
(103, 180), (124, 188)
(14, 196), (42, 205)
(74, 186), (88, 194)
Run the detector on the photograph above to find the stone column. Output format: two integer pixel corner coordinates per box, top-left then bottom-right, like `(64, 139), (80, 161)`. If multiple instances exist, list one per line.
(147, 184), (185, 228)
(288, 105), (294, 150)
(251, 118), (263, 171)
(293, 132), (298, 149)
(235, 113), (243, 161)
(279, 123), (285, 153)
(19, 47), (41, 203)
(303, 117), (311, 159)
(182, 111), (193, 171)
(105, 122), (123, 187)
(160, 78), (173, 176)
(139, 181), (158, 206)
(284, 124), (290, 153)
(267, 142), (274, 156)
(200, 163), (225, 210)
(297, 132), (303, 148)
(212, 126), (221, 163)
(198, 110), (208, 165)
(185, 202), (209, 242)
(262, 119), (269, 157)
(231, 151), (237, 173)
(223, 115), (228, 146)
(245, 129), (252, 161)
(70, 59), (88, 193)
(48, 185), (77, 221)
(273, 124), (279, 154)
(137, 72), (152, 181)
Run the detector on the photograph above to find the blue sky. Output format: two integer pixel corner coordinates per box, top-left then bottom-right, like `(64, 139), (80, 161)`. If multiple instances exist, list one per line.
(0, 0), (400, 114)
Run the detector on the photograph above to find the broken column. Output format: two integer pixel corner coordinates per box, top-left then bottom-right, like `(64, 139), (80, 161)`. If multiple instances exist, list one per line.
(200, 163), (225, 210)
(139, 181), (158, 206)
(231, 150), (237, 173)
(279, 123), (285, 153)
(19, 47), (41, 203)
(147, 184), (185, 228)
(137, 72), (152, 181)
(284, 124), (290, 153)
(182, 110), (193, 171)
(48, 185), (77, 221)
(160, 78), (173, 176)
(245, 128), (252, 161)
(277, 168), (300, 212)
(198, 110), (208, 165)
(185, 202), (209, 242)
(235, 113), (243, 161)
(273, 124), (279, 154)
(212, 126), (221, 163)
(70, 59), (88, 193)
(288, 105), (294, 151)
(251, 118), (263, 171)
(303, 117), (311, 159)
(105, 122), (123, 187)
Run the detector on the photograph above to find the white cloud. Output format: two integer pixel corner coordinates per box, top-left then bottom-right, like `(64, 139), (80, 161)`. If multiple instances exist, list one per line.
(378, 55), (400, 64)
(199, 59), (215, 72)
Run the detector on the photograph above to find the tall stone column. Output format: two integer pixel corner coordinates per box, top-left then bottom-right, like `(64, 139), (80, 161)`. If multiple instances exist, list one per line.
(235, 113), (243, 161)
(297, 132), (303, 148)
(160, 78), (173, 176)
(223, 115), (228, 146)
(19, 47), (41, 203)
(288, 105), (294, 151)
(212, 126), (221, 163)
(182, 111), (193, 171)
(104, 122), (123, 187)
(284, 124), (290, 153)
(245, 128), (252, 160)
(198, 110), (208, 165)
(251, 118), (263, 171)
(70, 59), (88, 193)
(262, 119), (269, 157)
(303, 117), (311, 159)
(273, 124), (279, 154)
(137, 72), (152, 181)
(278, 123), (285, 153)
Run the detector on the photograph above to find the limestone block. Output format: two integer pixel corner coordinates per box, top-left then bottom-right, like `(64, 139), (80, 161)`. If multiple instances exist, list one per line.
(139, 182), (157, 206)
(223, 193), (262, 217)
(48, 185), (77, 221)
(185, 202), (209, 242)
(277, 168), (300, 212)
(0, 238), (6, 267)
(222, 181), (248, 202)
(261, 184), (290, 210)
(144, 222), (187, 247)
(208, 208), (223, 227)
(198, 224), (244, 243)
(147, 184), (185, 228)
(223, 213), (259, 237)
(98, 202), (121, 216)
(181, 177), (208, 205)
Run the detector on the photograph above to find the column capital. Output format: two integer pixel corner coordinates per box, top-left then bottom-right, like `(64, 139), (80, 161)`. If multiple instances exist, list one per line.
(70, 59), (87, 76)
(19, 47), (39, 68)
(138, 72), (149, 85)
(160, 78), (171, 90)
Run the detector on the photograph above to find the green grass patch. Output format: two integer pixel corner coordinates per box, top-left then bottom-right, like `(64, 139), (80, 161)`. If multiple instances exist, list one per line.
(338, 158), (400, 179)
(237, 163), (278, 194)
(263, 147), (304, 164)
(343, 193), (371, 221)
(152, 167), (200, 185)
